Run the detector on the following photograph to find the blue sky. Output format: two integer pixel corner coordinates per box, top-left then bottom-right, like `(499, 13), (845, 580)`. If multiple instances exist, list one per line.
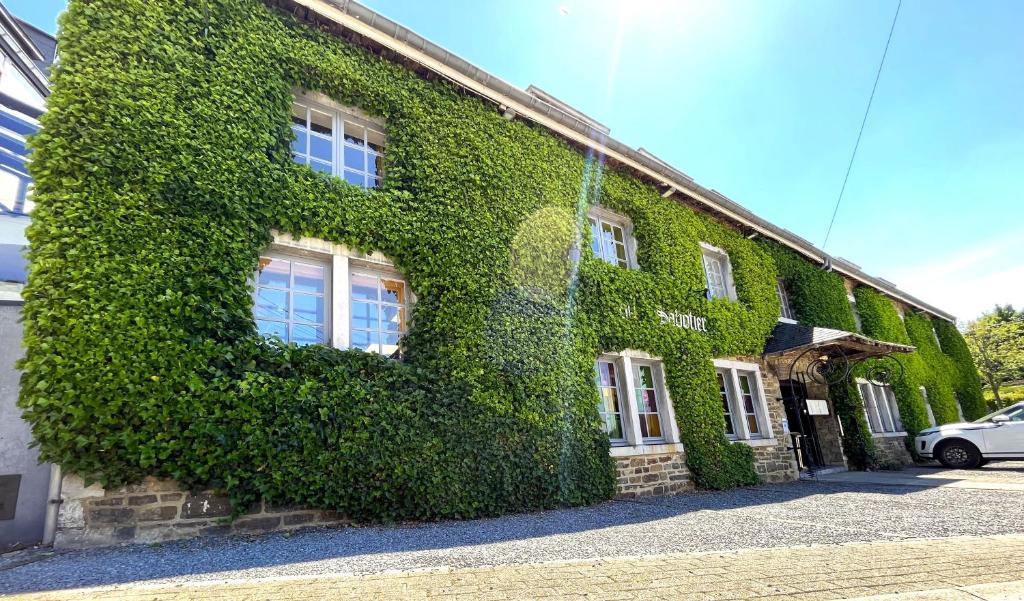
(10, 0), (1024, 321)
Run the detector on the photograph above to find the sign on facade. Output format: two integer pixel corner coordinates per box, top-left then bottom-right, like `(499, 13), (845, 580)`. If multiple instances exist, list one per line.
(621, 305), (708, 334)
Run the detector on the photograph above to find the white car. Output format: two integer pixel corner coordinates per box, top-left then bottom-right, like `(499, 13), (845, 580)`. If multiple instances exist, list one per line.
(916, 401), (1024, 469)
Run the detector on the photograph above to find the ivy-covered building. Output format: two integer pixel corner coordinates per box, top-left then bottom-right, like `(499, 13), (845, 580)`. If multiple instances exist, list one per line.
(18, 0), (985, 547)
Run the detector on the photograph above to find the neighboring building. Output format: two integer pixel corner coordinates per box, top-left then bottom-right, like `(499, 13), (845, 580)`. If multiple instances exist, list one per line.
(0, 2), (54, 551)
(14, 1), (986, 548)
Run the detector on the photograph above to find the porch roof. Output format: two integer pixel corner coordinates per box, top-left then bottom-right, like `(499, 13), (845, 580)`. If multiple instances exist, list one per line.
(762, 321), (915, 360)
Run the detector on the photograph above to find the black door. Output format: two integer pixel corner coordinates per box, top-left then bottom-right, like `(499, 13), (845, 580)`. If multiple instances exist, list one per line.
(780, 379), (824, 468)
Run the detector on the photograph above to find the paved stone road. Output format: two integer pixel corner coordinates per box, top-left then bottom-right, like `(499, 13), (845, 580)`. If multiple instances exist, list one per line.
(3, 463), (1024, 600)
(7, 535), (1024, 600)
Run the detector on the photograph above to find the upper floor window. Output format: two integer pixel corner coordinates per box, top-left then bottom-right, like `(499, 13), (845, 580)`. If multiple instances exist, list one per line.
(848, 291), (863, 332)
(701, 243), (736, 301)
(776, 278), (795, 322)
(0, 105), (38, 216)
(594, 352), (678, 447)
(715, 359), (772, 441)
(588, 207), (636, 269)
(856, 379), (904, 434)
(255, 235), (411, 357)
(291, 96), (384, 189)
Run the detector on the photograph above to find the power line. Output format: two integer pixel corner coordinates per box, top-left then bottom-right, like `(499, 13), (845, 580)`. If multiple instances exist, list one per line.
(821, 0), (902, 249)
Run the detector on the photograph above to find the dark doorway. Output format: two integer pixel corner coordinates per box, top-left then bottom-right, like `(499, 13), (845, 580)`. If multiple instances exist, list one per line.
(780, 379), (825, 469)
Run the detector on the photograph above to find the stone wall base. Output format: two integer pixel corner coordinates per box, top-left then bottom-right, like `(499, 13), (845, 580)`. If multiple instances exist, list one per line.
(56, 476), (349, 549)
(872, 435), (914, 467)
(614, 450), (694, 498)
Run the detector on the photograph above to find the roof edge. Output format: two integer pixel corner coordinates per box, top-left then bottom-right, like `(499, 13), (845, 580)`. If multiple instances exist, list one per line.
(281, 0), (957, 323)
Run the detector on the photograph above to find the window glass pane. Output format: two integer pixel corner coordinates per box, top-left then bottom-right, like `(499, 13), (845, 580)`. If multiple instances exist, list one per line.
(257, 319), (287, 340)
(368, 152), (383, 178)
(380, 332), (400, 355)
(718, 372), (735, 436)
(351, 329), (379, 352)
(292, 323), (325, 346)
(381, 279), (405, 304)
(351, 301), (378, 330)
(257, 257), (290, 288)
(633, 364), (663, 440)
(366, 128), (385, 153)
(293, 293), (324, 324)
(310, 109), (332, 136)
(859, 383), (881, 433)
(290, 104), (307, 127)
(310, 160), (333, 174)
(738, 373), (760, 435)
(255, 288), (288, 319)
(343, 121), (364, 145)
(293, 263), (325, 293)
(351, 274), (378, 300)
(589, 219), (602, 257)
(309, 135), (332, 162)
(344, 169), (365, 186)
(290, 126), (307, 155)
(344, 144), (365, 170)
(595, 361), (624, 440)
(381, 305), (404, 332)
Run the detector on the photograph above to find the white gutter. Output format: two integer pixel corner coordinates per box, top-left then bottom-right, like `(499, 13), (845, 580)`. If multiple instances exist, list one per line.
(282, 0), (955, 323)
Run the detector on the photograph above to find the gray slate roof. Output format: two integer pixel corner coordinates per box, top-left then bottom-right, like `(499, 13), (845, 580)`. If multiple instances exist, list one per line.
(763, 321), (915, 358)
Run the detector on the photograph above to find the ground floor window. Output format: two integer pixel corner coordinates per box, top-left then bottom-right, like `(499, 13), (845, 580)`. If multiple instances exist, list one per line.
(256, 234), (411, 357)
(714, 359), (773, 441)
(920, 386), (937, 427)
(594, 352), (679, 447)
(857, 379), (904, 434)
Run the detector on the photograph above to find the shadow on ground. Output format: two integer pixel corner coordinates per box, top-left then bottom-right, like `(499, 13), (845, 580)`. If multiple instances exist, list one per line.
(3, 462), (1024, 595)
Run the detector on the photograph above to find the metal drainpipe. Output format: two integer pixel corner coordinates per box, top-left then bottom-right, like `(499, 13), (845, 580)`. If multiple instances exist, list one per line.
(41, 464), (62, 546)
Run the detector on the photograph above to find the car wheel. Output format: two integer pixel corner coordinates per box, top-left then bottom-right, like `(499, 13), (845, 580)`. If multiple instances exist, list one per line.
(936, 440), (981, 469)
(978, 459), (990, 467)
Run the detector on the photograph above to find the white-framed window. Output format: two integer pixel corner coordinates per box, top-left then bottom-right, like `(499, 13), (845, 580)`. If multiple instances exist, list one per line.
(594, 351), (679, 448)
(776, 277), (795, 322)
(595, 359), (626, 442)
(848, 291), (863, 332)
(0, 104), (39, 215)
(255, 253), (331, 345)
(714, 359), (773, 441)
(920, 386), (937, 427)
(255, 233), (411, 357)
(701, 243), (737, 301)
(587, 207), (636, 269)
(290, 93), (385, 189)
(856, 379), (904, 435)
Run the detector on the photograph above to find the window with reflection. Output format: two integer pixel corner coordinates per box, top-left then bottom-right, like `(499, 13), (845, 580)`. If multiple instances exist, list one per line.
(350, 270), (409, 356)
(587, 208), (636, 269)
(595, 360), (626, 441)
(255, 254), (329, 345)
(715, 360), (772, 441)
(633, 362), (664, 441)
(290, 99), (384, 188)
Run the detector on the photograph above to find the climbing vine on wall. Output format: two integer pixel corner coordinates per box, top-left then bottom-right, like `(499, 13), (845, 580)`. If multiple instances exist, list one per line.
(19, 0), (786, 520)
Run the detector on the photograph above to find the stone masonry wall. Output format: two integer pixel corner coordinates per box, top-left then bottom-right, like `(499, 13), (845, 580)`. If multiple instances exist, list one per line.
(614, 451), (693, 498)
(56, 475), (349, 548)
(872, 435), (914, 467)
(744, 356), (799, 483)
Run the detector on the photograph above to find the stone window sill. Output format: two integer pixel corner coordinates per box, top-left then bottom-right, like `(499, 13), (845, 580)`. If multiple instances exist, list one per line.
(732, 438), (779, 448)
(609, 442), (685, 458)
(872, 432), (908, 438)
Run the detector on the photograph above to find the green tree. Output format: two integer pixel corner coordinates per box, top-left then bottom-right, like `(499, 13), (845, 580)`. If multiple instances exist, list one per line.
(965, 305), (1024, 406)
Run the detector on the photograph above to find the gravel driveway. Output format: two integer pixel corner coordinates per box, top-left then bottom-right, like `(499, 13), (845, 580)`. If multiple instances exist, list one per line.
(3, 462), (1024, 595)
